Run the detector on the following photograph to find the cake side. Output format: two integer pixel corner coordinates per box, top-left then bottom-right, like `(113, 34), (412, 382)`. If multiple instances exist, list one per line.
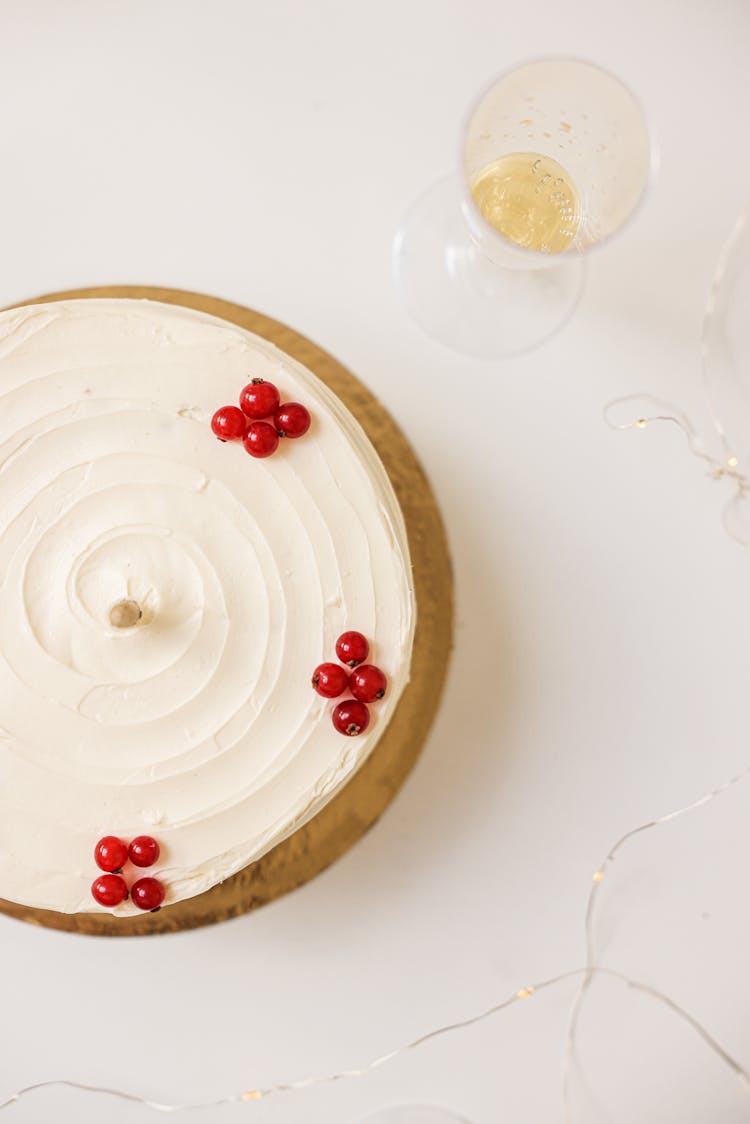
(0, 298), (416, 915)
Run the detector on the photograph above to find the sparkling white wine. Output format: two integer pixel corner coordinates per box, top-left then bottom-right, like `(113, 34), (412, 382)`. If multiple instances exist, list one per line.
(471, 151), (581, 253)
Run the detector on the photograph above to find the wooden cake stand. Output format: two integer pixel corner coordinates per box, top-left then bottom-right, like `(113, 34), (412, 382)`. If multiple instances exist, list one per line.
(0, 286), (453, 936)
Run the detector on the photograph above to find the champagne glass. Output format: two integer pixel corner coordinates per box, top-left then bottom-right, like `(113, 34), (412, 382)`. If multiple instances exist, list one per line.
(361, 1107), (471, 1123)
(393, 57), (654, 358)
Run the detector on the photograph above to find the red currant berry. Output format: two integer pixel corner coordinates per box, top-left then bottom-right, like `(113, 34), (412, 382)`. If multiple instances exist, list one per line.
(311, 662), (350, 698)
(275, 402), (311, 439)
(331, 699), (370, 737)
(131, 877), (165, 912)
(350, 664), (387, 703)
(239, 378), (280, 420)
(244, 421), (279, 458)
(94, 835), (128, 873)
(128, 835), (160, 868)
(211, 406), (247, 441)
(335, 631), (369, 668)
(91, 873), (128, 907)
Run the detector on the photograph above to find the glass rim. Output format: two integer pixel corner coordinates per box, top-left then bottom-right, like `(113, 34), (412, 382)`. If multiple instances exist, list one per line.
(458, 54), (659, 264)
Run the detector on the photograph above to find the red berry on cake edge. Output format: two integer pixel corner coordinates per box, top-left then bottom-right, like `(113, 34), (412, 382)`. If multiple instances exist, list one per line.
(128, 835), (160, 868)
(211, 405), (247, 441)
(312, 662), (350, 699)
(91, 873), (128, 908)
(244, 422), (280, 458)
(335, 631), (369, 668)
(239, 378), (281, 420)
(350, 664), (387, 703)
(131, 877), (165, 912)
(332, 699), (370, 737)
(94, 835), (128, 874)
(275, 402), (311, 439)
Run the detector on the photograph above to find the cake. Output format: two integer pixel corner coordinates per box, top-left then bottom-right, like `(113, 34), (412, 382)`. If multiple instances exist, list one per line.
(0, 298), (416, 917)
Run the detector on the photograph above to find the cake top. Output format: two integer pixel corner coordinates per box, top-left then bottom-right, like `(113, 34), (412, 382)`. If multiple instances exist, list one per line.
(0, 299), (415, 915)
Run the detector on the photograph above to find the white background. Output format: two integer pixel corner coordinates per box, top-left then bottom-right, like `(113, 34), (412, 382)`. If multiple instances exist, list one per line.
(1, 2), (750, 1122)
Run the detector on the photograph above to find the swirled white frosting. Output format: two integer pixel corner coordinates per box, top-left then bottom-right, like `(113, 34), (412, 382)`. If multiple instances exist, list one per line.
(0, 299), (415, 915)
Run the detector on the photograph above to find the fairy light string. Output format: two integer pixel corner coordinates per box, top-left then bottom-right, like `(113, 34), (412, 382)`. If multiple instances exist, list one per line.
(2, 763), (750, 1116)
(604, 202), (750, 544)
(0, 964), (747, 1114)
(603, 394), (748, 488)
(562, 758), (750, 1120)
(603, 393), (750, 546)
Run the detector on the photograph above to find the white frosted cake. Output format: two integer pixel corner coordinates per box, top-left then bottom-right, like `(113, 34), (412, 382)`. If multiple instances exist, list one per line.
(0, 299), (415, 916)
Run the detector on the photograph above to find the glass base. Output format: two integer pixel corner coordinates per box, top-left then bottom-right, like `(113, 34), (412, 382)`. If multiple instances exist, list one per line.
(361, 1107), (471, 1123)
(393, 175), (586, 359)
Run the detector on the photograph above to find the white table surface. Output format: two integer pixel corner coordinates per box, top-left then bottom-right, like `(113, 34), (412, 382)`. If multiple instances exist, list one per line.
(2, 3), (750, 1122)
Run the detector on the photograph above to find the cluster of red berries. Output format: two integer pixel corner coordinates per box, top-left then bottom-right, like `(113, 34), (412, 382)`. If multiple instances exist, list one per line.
(90, 835), (165, 912)
(312, 631), (387, 736)
(211, 378), (311, 459)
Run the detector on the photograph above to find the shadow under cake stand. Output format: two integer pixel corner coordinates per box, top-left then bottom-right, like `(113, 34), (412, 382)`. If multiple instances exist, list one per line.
(0, 286), (454, 936)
